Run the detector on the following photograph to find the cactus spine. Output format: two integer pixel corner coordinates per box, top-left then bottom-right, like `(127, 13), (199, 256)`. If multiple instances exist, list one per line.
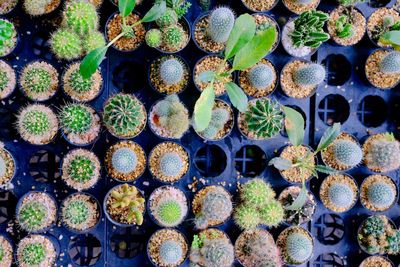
(63, 1), (99, 37)
(159, 152), (184, 177)
(294, 63), (326, 86)
(201, 239), (235, 266)
(332, 139), (363, 167)
(365, 133), (400, 172)
(286, 232), (313, 263)
(247, 64), (274, 89)
(207, 7), (235, 43)
(145, 29), (162, 48)
(160, 58), (184, 85)
(367, 182), (396, 208)
(156, 8), (178, 28)
(111, 148), (138, 174)
(60, 103), (92, 134)
(50, 29), (83, 60)
(328, 183), (354, 208)
(162, 25), (186, 49)
(380, 51), (400, 74)
(159, 240), (183, 265)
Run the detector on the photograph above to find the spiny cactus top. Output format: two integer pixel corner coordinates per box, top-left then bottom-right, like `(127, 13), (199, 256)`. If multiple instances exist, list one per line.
(240, 178), (276, 208)
(332, 139), (363, 168)
(146, 29), (162, 48)
(0, 19), (17, 57)
(162, 24), (188, 51)
(103, 94), (146, 138)
(0, 60), (16, 100)
(0, 145), (15, 185)
(50, 29), (83, 60)
(247, 64), (275, 90)
(207, 7), (235, 43)
(159, 152), (185, 178)
(159, 240), (183, 265)
(112, 148), (138, 174)
(285, 231), (313, 264)
(327, 183), (355, 208)
(364, 133), (400, 173)
(60, 103), (92, 135)
(156, 7), (178, 28)
(23, 0), (59, 16)
(83, 30), (106, 54)
(379, 51), (400, 74)
(259, 200), (285, 227)
(197, 101), (232, 140)
(159, 58), (184, 85)
(361, 175), (397, 212)
(63, 0), (99, 37)
(293, 63), (326, 87)
(16, 235), (57, 267)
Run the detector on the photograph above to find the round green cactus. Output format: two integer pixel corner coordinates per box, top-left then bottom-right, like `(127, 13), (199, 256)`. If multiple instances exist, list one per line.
(328, 183), (354, 208)
(155, 200), (183, 227)
(20, 243), (46, 265)
(23, 0), (54, 16)
(162, 25), (186, 49)
(111, 147), (138, 174)
(21, 66), (52, 95)
(0, 19), (16, 57)
(259, 200), (284, 227)
(159, 240), (183, 265)
(234, 205), (260, 230)
(241, 178), (275, 208)
(159, 152), (184, 177)
(208, 7), (235, 43)
(201, 125), (219, 139)
(0, 70), (9, 93)
(293, 63), (326, 86)
(247, 64), (274, 89)
(64, 0), (99, 37)
(60, 104), (92, 134)
(18, 201), (46, 232)
(63, 199), (90, 225)
(367, 182), (395, 208)
(286, 232), (313, 263)
(146, 29), (162, 48)
(21, 109), (50, 135)
(160, 58), (184, 85)
(202, 239), (234, 266)
(50, 29), (83, 60)
(156, 8), (178, 28)
(83, 31), (106, 54)
(67, 155), (95, 182)
(67, 67), (93, 93)
(332, 139), (363, 167)
(379, 51), (400, 74)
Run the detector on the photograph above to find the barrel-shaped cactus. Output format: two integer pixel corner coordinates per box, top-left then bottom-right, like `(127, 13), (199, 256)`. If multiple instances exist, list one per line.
(207, 7), (235, 43)
(23, 0), (54, 16)
(367, 182), (396, 208)
(111, 148), (138, 174)
(159, 152), (184, 177)
(159, 240), (183, 265)
(379, 51), (400, 74)
(200, 107), (230, 139)
(83, 31), (106, 53)
(146, 29), (162, 48)
(240, 178), (275, 208)
(155, 200), (183, 227)
(156, 8), (178, 28)
(163, 25), (186, 49)
(63, 1), (99, 37)
(286, 232), (313, 263)
(332, 139), (363, 167)
(247, 64), (274, 90)
(259, 200), (284, 227)
(160, 58), (184, 85)
(328, 183), (354, 208)
(234, 205), (261, 230)
(293, 63), (326, 86)
(60, 104), (92, 134)
(50, 29), (83, 60)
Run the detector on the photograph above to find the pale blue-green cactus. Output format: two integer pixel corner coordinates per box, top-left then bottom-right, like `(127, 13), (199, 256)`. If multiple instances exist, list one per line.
(332, 139), (363, 167)
(293, 63), (326, 86)
(247, 64), (274, 89)
(160, 58), (184, 85)
(380, 51), (400, 74)
(111, 147), (138, 174)
(207, 7), (235, 43)
(286, 232), (313, 264)
(159, 240), (183, 265)
(328, 183), (354, 208)
(159, 152), (184, 177)
(367, 182), (396, 208)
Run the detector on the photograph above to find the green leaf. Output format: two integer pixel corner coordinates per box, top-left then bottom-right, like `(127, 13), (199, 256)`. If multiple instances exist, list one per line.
(194, 86), (215, 131)
(316, 123), (341, 153)
(224, 14), (256, 60)
(80, 46), (108, 79)
(315, 165), (337, 175)
(198, 71), (216, 83)
(381, 30), (400, 46)
(268, 157), (293, 170)
(225, 82), (248, 112)
(283, 106), (305, 146)
(232, 27), (276, 71)
(142, 0), (166, 23)
(119, 0), (136, 17)
(285, 180), (308, 211)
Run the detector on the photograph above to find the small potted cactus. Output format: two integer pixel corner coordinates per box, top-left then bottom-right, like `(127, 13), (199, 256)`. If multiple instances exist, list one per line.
(189, 228), (234, 267)
(234, 178), (284, 230)
(281, 60), (326, 98)
(241, 0), (278, 12)
(277, 226), (314, 265)
(16, 191), (57, 233)
(193, 7), (235, 54)
(62, 62), (103, 102)
(0, 235), (13, 267)
(16, 104), (59, 145)
(282, 11), (330, 57)
(194, 99), (234, 141)
(61, 192), (101, 233)
(149, 95), (189, 139)
(282, 0), (320, 15)
(321, 132), (363, 171)
(0, 19), (18, 57)
(61, 148), (101, 191)
(105, 140), (146, 182)
(0, 0), (18, 15)
(0, 60), (16, 100)
(59, 103), (101, 146)
(147, 228), (188, 267)
(238, 98), (284, 140)
(103, 93), (147, 139)
(360, 174), (398, 212)
(363, 132), (400, 173)
(148, 141), (189, 183)
(278, 186), (316, 225)
(148, 186), (188, 227)
(365, 50), (400, 89)
(16, 235), (57, 267)
(23, 0), (61, 16)
(104, 183), (145, 226)
(19, 61), (59, 102)
(193, 185), (233, 230)
(50, 29), (84, 61)
(238, 59), (278, 98)
(319, 174), (358, 213)
(367, 8), (400, 48)
(360, 256), (394, 267)
(234, 229), (282, 267)
(149, 56), (189, 94)
(0, 143), (15, 186)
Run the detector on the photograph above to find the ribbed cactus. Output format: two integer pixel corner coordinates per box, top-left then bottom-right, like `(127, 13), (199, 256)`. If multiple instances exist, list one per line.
(156, 8), (178, 28)
(291, 11), (330, 48)
(159, 240), (183, 265)
(23, 0), (54, 16)
(18, 201), (46, 232)
(67, 155), (95, 183)
(234, 205), (261, 230)
(63, 199), (90, 226)
(247, 64), (274, 90)
(20, 243), (46, 265)
(50, 29), (83, 60)
(200, 107), (230, 139)
(159, 152), (184, 177)
(241, 178), (275, 208)
(145, 29), (162, 48)
(21, 63), (53, 96)
(60, 104), (92, 134)
(207, 7), (235, 43)
(162, 25), (186, 49)
(259, 200), (284, 227)
(83, 31), (106, 53)
(367, 182), (396, 208)
(19, 107), (50, 136)
(201, 239), (234, 266)
(365, 134), (400, 172)
(63, 1), (99, 37)
(111, 148), (138, 174)
(379, 51), (400, 74)
(286, 232), (313, 263)
(67, 66), (93, 93)
(160, 58), (184, 85)
(332, 139), (363, 167)
(294, 63), (326, 86)
(155, 199), (183, 227)
(328, 183), (354, 208)
(110, 184), (145, 225)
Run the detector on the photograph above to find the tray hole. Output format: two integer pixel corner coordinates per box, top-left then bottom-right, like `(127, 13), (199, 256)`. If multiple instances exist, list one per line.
(112, 61), (146, 93)
(0, 191), (17, 224)
(314, 213), (345, 245)
(193, 144), (227, 177)
(368, 0), (391, 7)
(357, 95), (387, 127)
(110, 228), (147, 258)
(234, 145), (266, 177)
(31, 32), (53, 60)
(68, 234), (102, 266)
(29, 150), (61, 183)
(0, 107), (15, 141)
(322, 54), (351, 86)
(318, 94), (349, 125)
(313, 253), (345, 267)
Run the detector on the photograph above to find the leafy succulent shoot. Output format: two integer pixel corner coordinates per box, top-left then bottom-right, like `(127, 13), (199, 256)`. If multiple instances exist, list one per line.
(377, 15), (400, 50)
(335, 14), (353, 38)
(194, 14), (277, 131)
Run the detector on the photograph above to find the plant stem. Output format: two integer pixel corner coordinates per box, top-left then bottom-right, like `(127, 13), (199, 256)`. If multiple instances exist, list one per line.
(106, 19), (142, 48)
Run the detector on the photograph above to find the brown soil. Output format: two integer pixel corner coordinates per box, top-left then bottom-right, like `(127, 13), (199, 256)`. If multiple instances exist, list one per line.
(277, 226), (313, 265)
(0, 147), (14, 185)
(360, 174), (397, 212)
(280, 145), (315, 183)
(281, 60), (317, 98)
(194, 14), (226, 53)
(365, 49), (400, 89)
(0, 61), (16, 99)
(17, 235), (56, 267)
(0, 236), (12, 267)
(360, 256), (393, 267)
(283, 0), (320, 14)
(242, 0), (277, 11)
(45, 0), (61, 14)
(367, 8), (400, 47)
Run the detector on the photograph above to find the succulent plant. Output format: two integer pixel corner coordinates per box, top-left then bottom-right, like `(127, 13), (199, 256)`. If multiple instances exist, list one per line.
(63, 199), (90, 226)
(296, 0), (314, 4)
(244, 98), (284, 139)
(50, 29), (83, 60)
(367, 182), (396, 208)
(23, 0), (54, 16)
(200, 239), (235, 266)
(111, 147), (138, 174)
(0, 70), (9, 93)
(379, 51), (400, 74)
(20, 243), (46, 265)
(365, 133), (400, 172)
(103, 94), (145, 138)
(162, 25), (186, 50)
(335, 15), (354, 39)
(156, 7), (178, 28)
(146, 29), (162, 48)
(160, 58), (184, 85)
(332, 139), (362, 167)
(67, 66), (94, 93)
(247, 64), (274, 89)
(207, 7), (235, 43)
(67, 155), (95, 183)
(154, 199), (183, 227)
(200, 107), (230, 139)
(18, 201), (46, 232)
(286, 232), (313, 263)
(159, 152), (184, 177)
(234, 205), (261, 230)
(83, 31), (106, 53)
(259, 200), (285, 227)
(293, 63), (326, 86)
(241, 178), (275, 208)
(328, 183), (354, 208)
(63, 0), (99, 37)
(20, 62), (56, 99)
(159, 240), (183, 265)
(60, 104), (92, 134)
(0, 19), (16, 57)
(362, 215), (386, 237)
(19, 107), (51, 136)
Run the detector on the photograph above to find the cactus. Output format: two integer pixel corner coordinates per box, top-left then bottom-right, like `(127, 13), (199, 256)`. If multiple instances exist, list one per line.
(244, 98), (284, 139)
(207, 7), (235, 43)
(50, 29), (83, 60)
(63, 199), (90, 225)
(200, 107), (230, 139)
(160, 58), (184, 85)
(23, 0), (53, 16)
(19, 107), (50, 136)
(110, 184), (145, 225)
(379, 51), (400, 74)
(18, 201), (46, 232)
(259, 200), (284, 227)
(63, 0), (99, 37)
(328, 183), (354, 208)
(162, 25), (186, 49)
(111, 147), (138, 174)
(296, 0), (314, 5)
(156, 8), (178, 28)
(332, 139), (363, 167)
(0, 19), (16, 57)
(335, 15), (354, 39)
(234, 205), (261, 230)
(67, 155), (95, 183)
(20, 243), (46, 265)
(83, 31), (106, 53)
(60, 104), (92, 134)
(383, 15), (395, 28)
(146, 29), (162, 48)
(367, 182), (396, 208)
(103, 94), (145, 138)
(362, 215), (386, 237)
(365, 133), (400, 172)
(293, 63), (326, 86)
(247, 64), (274, 90)
(200, 239), (234, 266)
(67, 66), (94, 93)
(241, 178), (276, 208)
(154, 199), (183, 227)
(159, 240), (183, 265)
(159, 152), (184, 177)
(20, 62), (56, 100)
(286, 232), (313, 263)
(0, 70), (9, 93)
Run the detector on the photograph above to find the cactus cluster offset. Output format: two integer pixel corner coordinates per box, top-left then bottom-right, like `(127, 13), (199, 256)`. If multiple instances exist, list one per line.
(286, 232), (313, 263)
(20, 243), (46, 265)
(50, 29), (83, 60)
(259, 200), (285, 227)
(208, 7), (235, 43)
(63, 0), (99, 37)
(111, 148), (138, 174)
(328, 183), (354, 208)
(380, 51), (400, 74)
(365, 133), (400, 172)
(241, 178), (275, 208)
(159, 240), (183, 265)
(83, 31), (106, 53)
(159, 152), (184, 177)
(60, 104), (92, 134)
(234, 205), (261, 229)
(67, 155), (95, 183)
(367, 182), (396, 208)
(160, 58), (184, 85)
(201, 107), (230, 139)
(247, 64), (274, 89)
(332, 139), (363, 167)
(294, 63), (326, 86)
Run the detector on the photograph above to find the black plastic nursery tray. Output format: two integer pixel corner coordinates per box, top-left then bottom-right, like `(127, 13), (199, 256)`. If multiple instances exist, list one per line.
(0, 0), (400, 266)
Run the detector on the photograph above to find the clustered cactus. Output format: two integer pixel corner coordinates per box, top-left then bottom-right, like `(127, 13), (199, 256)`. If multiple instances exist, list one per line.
(145, 29), (163, 48)
(50, 29), (83, 60)
(335, 14), (354, 38)
(247, 64), (274, 90)
(207, 7), (235, 43)
(234, 179), (284, 230)
(199, 107), (230, 140)
(159, 58), (184, 85)
(63, 1), (99, 37)
(0, 19), (17, 57)
(332, 139), (363, 168)
(162, 25), (186, 50)
(379, 51), (400, 74)
(159, 240), (183, 265)
(59, 103), (92, 134)
(367, 181), (396, 209)
(364, 133), (400, 172)
(285, 231), (313, 264)
(293, 63), (326, 87)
